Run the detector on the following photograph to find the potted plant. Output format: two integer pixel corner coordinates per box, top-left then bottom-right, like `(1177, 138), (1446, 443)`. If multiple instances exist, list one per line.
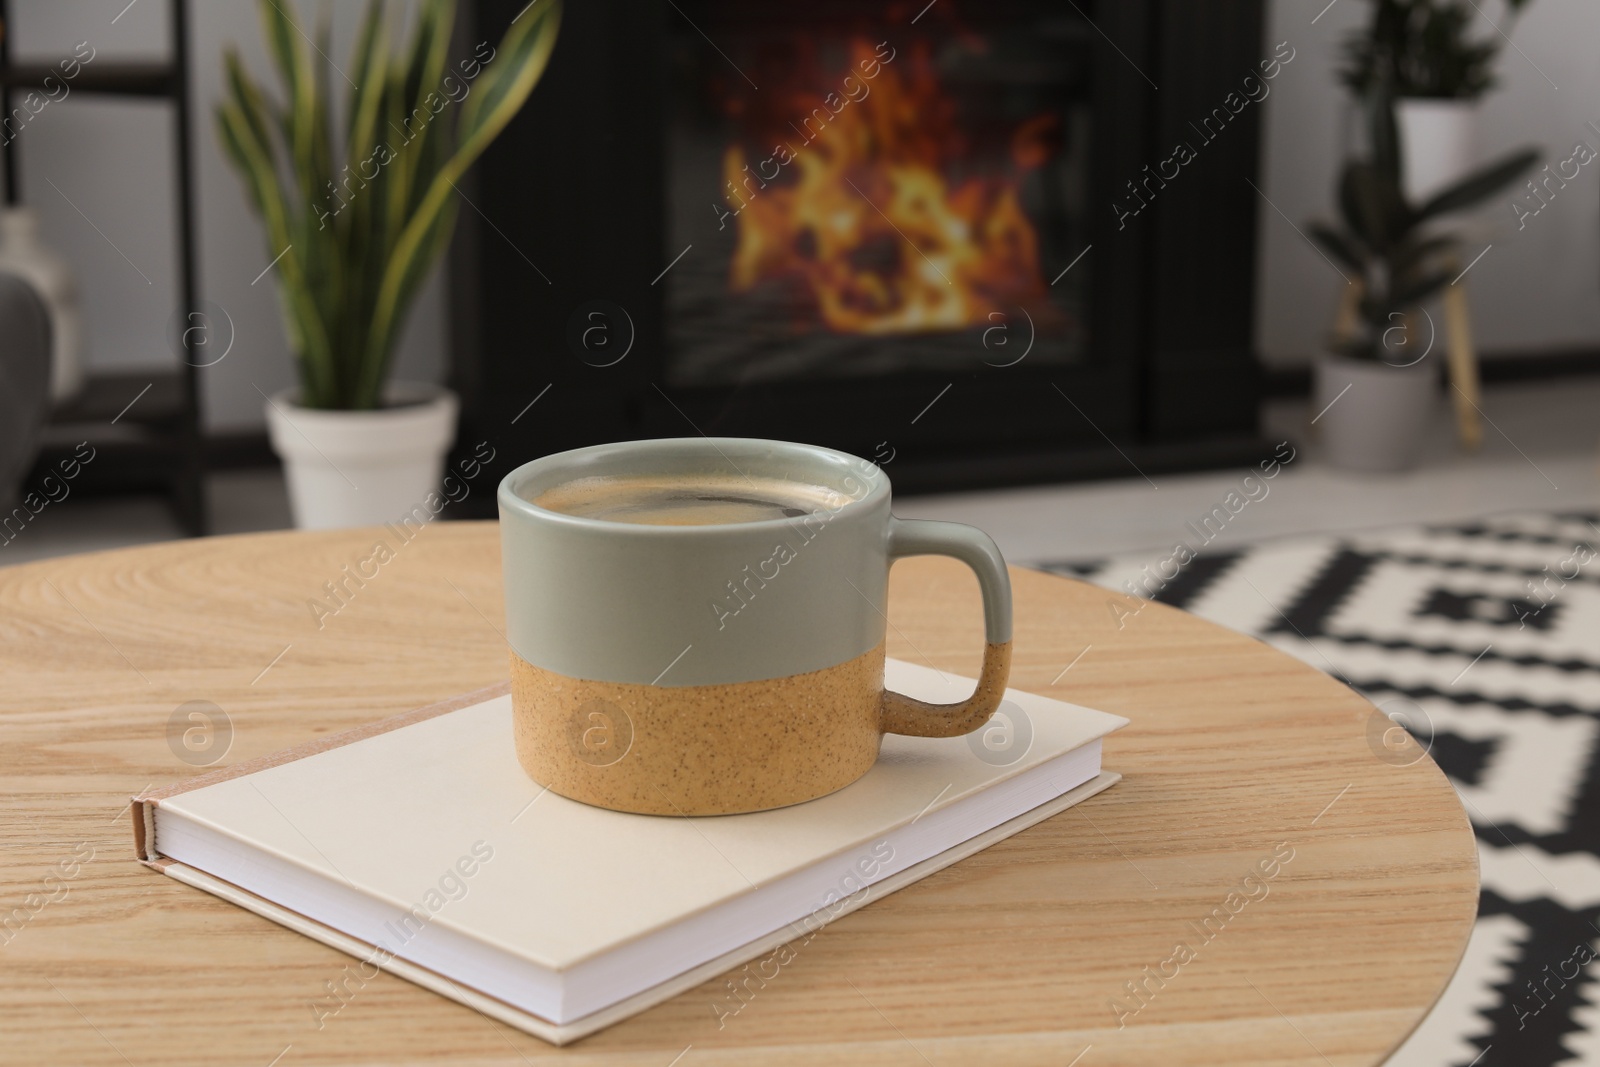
(218, 0), (561, 528)
(1341, 0), (1534, 202)
(1307, 80), (1535, 472)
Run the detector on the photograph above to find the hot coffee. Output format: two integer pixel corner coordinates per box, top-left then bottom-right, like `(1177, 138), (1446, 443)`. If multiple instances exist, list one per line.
(530, 473), (842, 526)
(499, 438), (1014, 815)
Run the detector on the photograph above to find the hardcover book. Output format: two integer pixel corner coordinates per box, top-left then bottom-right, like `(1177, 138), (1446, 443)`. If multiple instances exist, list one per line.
(132, 660), (1126, 1044)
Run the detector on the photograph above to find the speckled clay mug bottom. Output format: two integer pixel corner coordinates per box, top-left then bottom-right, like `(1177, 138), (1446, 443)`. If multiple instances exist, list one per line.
(497, 438), (1014, 816)
(510, 640), (1015, 816)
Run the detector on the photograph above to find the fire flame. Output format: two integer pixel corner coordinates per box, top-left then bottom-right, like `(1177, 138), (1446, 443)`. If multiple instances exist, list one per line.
(723, 40), (1053, 336)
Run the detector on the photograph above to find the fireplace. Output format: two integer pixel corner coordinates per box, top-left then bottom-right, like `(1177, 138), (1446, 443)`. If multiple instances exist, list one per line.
(662, 9), (1091, 386)
(448, 0), (1266, 506)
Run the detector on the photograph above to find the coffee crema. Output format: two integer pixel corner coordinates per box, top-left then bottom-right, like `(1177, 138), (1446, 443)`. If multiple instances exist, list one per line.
(529, 473), (846, 526)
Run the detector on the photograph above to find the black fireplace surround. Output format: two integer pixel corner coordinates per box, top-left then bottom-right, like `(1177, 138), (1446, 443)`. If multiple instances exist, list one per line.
(447, 0), (1268, 508)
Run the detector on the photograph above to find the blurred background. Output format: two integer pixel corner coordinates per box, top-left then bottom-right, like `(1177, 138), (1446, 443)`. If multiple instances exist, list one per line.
(2, 3), (1598, 1063)
(1, 0), (1594, 566)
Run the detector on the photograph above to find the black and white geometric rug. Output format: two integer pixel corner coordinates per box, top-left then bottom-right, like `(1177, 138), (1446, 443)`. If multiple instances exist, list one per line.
(1039, 511), (1600, 1067)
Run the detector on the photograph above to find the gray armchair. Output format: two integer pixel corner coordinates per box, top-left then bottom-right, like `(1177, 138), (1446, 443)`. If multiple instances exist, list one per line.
(0, 271), (52, 509)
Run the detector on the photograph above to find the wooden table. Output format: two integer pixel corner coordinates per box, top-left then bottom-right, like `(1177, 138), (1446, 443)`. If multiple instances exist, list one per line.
(0, 524), (1478, 1065)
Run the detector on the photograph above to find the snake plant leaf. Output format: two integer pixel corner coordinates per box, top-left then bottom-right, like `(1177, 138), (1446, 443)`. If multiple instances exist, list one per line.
(256, 0), (319, 206)
(221, 0), (561, 409)
(1415, 147), (1541, 221)
(346, 0), (386, 153)
(223, 51), (276, 174)
(223, 71), (339, 406)
(357, 0), (562, 407)
(458, 3), (559, 158)
(306, 12), (341, 364)
(353, 199), (459, 408)
(311, 12), (335, 202)
(339, 2), (389, 396)
(217, 85), (338, 406)
(379, 68), (414, 278)
(216, 93), (287, 264)
(394, 0), (454, 213)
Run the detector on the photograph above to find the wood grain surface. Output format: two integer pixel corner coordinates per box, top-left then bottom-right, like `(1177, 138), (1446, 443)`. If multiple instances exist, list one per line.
(0, 523), (1478, 1066)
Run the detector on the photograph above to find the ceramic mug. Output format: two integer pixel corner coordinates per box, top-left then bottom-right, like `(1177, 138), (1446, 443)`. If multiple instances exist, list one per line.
(497, 437), (1013, 815)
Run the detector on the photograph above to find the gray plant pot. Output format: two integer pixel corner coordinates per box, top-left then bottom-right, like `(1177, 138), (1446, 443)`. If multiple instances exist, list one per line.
(1311, 353), (1437, 472)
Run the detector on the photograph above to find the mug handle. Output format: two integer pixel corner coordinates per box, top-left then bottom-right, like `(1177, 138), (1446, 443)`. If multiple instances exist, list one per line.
(880, 517), (1014, 738)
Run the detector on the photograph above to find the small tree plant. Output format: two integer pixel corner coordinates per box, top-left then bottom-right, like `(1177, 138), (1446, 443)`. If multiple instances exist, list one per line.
(1308, 78), (1536, 361)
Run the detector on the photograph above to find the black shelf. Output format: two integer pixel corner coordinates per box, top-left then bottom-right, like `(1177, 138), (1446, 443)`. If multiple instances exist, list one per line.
(49, 369), (187, 428)
(1, 60), (177, 96)
(1, 2), (207, 534)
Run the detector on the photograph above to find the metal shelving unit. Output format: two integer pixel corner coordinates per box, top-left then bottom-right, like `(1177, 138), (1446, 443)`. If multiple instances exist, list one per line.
(0, 0), (206, 535)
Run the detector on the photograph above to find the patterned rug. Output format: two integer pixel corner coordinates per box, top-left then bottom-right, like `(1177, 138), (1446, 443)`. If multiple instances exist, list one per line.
(1039, 511), (1600, 1066)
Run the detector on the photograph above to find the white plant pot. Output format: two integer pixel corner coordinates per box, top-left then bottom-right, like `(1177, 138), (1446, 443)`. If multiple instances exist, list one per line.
(1396, 99), (1476, 205)
(265, 382), (458, 530)
(0, 207), (86, 403)
(1312, 354), (1437, 473)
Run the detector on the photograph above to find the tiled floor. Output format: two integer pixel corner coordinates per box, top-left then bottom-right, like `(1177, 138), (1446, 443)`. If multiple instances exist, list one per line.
(5, 376), (1598, 569)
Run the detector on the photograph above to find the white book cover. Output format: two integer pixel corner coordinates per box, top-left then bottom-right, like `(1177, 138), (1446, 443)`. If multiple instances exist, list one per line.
(133, 660), (1127, 1044)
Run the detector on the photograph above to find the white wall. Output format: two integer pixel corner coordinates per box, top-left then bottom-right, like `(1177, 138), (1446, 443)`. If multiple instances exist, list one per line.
(4, 0), (445, 431)
(1256, 0), (1600, 367)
